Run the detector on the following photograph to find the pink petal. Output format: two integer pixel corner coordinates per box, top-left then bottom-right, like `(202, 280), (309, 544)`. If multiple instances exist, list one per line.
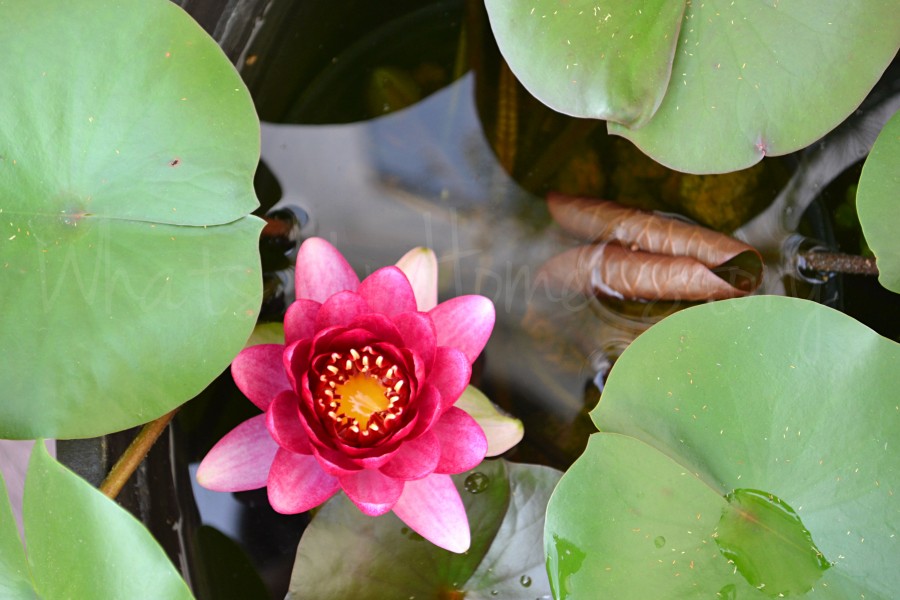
(429, 296), (495, 363)
(432, 407), (488, 474)
(395, 247), (438, 311)
(197, 414), (278, 492)
(295, 237), (360, 302)
(231, 344), (291, 411)
(284, 299), (321, 344)
(379, 431), (440, 480)
(339, 469), (404, 516)
(266, 390), (312, 455)
(314, 291), (370, 331)
(284, 338), (312, 392)
(428, 347), (471, 413)
(392, 311), (437, 371)
(343, 313), (404, 347)
(308, 443), (364, 477)
(409, 382), (443, 438)
(392, 474), (470, 553)
(267, 448), (340, 514)
(357, 266), (417, 316)
(455, 386), (524, 457)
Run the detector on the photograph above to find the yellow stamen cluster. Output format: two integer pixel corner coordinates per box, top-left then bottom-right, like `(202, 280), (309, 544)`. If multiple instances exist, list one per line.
(313, 345), (409, 446)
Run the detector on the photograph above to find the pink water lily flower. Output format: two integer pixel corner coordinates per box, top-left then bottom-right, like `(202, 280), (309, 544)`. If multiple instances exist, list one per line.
(197, 238), (495, 553)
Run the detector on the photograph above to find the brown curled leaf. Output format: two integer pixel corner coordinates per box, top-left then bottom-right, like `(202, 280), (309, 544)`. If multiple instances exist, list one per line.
(545, 193), (763, 301)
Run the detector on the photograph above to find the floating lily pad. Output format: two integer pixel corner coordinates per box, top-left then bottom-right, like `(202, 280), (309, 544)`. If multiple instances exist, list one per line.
(487, 0), (900, 173)
(0, 442), (193, 599)
(0, 0), (263, 438)
(611, 1), (900, 173)
(289, 460), (560, 599)
(484, 0), (686, 128)
(546, 296), (900, 598)
(857, 108), (900, 294)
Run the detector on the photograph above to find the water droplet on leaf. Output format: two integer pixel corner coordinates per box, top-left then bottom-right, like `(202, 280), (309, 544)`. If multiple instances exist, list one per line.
(654, 535), (666, 548)
(715, 488), (829, 597)
(520, 575), (532, 587)
(464, 472), (490, 493)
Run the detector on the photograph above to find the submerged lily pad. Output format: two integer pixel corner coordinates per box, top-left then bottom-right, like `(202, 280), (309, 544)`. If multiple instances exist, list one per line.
(857, 108), (900, 294)
(0, 0), (263, 438)
(289, 460), (560, 599)
(546, 296), (900, 598)
(0, 442), (192, 599)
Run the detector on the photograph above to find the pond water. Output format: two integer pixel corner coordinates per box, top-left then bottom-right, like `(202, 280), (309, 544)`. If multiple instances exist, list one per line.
(171, 1), (898, 598)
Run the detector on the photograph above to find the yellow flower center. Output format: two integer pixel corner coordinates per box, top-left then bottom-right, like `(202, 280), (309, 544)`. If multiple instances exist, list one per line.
(333, 373), (390, 429)
(313, 345), (410, 446)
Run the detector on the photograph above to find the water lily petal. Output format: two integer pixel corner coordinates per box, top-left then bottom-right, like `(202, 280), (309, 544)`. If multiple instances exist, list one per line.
(267, 448), (340, 514)
(379, 431), (440, 480)
(395, 247), (438, 311)
(392, 311), (437, 371)
(315, 290), (369, 331)
(295, 237), (360, 302)
(309, 443), (364, 477)
(429, 295), (495, 363)
(284, 338), (313, 392)
(341, 313), (405, 348)
(197, 414), (278, 492)
(232, 344), (290, 411)
(409, 382), (443, 438)
(454, 386), (524, 457)
(339, 469), (404, 516)
(432, 407), (488, 474)
(357, 266), (418, 316)
(392, 473), (470, 553)
(266, 390), (312, 455)
(428, 347), (471, 412)
(284, 299), (321, 344)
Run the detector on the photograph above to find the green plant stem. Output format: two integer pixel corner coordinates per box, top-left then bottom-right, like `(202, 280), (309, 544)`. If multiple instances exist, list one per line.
(99, 408), (179, 499)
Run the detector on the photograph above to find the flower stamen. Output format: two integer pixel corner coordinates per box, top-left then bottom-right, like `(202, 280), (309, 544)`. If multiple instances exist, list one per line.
(312, 346), (411, 446)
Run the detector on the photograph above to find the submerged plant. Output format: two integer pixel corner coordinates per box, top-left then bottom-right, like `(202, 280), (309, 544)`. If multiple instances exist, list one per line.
(198, 238), (497, 552)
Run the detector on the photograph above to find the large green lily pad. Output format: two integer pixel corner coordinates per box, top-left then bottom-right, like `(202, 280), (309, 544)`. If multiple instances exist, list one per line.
(0, 442), (193, 599)
(289, 460), (560, 599)
(545, 296), (900, 598)
(484, 0), (686, 128)
(857, 108), (900, 294)
(0, 0), (263, 438)
(487, 0), (900, 173)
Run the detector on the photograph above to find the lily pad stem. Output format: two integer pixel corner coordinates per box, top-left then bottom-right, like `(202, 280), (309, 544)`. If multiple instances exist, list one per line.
(798, 251), (879, 276)
(99, 408), (179, 499)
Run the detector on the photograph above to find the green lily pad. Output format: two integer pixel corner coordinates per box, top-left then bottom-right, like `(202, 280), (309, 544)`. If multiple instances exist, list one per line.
(0, 442), (193, 599)
(546, 296), (900, 598)
(484, 0), (686, 128)
(857, 108), (900, 294)
(195, 525), (269, 600)
(487, 0), (900, 173)
(0, 0), (263, 438)
(289, 460), (561, 599)
(611, 1), (900, 173)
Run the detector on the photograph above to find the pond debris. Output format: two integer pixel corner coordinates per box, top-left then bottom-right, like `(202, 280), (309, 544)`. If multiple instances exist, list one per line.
(542, 193), (763, 301)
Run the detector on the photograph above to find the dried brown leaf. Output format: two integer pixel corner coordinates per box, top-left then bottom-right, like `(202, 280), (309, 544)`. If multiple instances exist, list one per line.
(545, 193), (763, 301)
